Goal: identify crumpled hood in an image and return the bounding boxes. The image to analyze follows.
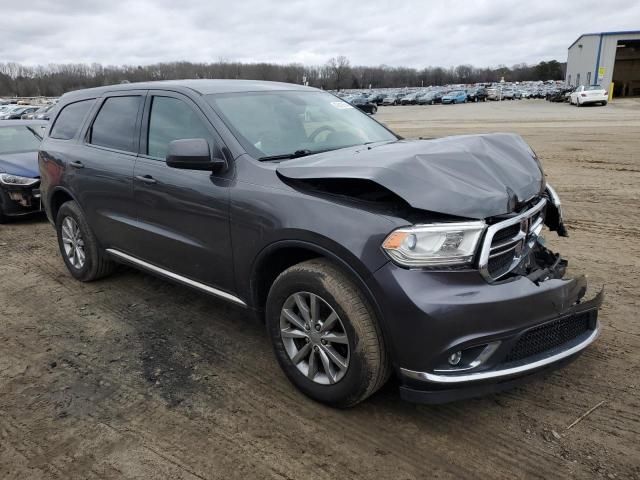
[0,151,40,178]
[277,133,545,219]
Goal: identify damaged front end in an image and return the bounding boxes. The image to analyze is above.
[477,188,568,284]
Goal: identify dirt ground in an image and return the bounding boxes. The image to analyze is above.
[1,99,639,479]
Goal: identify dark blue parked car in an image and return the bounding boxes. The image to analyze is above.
[0,120,47,222]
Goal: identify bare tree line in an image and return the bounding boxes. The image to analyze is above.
[0,57,566,97]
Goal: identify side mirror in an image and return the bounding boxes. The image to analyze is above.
[166,138,227,172]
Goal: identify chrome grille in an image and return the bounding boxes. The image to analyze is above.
[479,198,547,281]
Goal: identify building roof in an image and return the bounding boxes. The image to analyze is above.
[569,30,640,49]
[62,79,314,101]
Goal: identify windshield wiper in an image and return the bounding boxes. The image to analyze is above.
[258,149,316,162]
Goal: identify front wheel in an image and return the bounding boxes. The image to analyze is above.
[266,259,390,408]
[56,201,115,282]
[371,106,377,114]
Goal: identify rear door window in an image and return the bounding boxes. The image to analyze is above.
[89,96,142,152]
[147,96,211,159]
[50,100,94,140]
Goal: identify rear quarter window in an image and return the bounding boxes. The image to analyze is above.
[50,99,94,140]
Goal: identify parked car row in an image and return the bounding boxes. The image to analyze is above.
[0,103,57,121]
[335,81,570,109]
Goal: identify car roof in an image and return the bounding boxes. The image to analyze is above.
[60,79,316,102]
[0,120,48,127]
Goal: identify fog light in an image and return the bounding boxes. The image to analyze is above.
[448,351,462,366]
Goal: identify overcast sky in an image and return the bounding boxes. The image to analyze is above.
[2,0,639,68]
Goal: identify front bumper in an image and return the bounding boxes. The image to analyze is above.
[0,184,43,217]
[369,258,604,403]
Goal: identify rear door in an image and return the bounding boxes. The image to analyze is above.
[130,90,235,293]
[51,91,144,250]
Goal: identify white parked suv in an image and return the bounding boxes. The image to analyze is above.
[569,85,608,106]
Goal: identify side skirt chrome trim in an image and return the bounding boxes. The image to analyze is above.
[401,323,600,384]
[106,248,247,307]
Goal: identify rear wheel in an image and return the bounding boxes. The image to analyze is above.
[266,259,390,407]
[371,105,377,114]
[56,201,115,282]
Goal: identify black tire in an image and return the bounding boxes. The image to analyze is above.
[55,201,115,282]
[266,259,390,408]
[371,106,377,114]
[602,101,608,106]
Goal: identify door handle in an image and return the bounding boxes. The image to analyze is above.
[135,174,157,185]
[69,161,84,169]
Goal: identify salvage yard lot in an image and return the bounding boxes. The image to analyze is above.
[1,99,639,479]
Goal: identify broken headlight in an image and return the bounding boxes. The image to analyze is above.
[544,183,568,237]
[382,221,486,267]
[0,173,39,186]
[545,183,562,218]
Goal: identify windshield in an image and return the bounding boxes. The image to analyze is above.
[207,91,397,159]
[0,125,45,154]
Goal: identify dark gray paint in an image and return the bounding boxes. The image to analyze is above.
[277,134,545,219]
[38,80,602,402]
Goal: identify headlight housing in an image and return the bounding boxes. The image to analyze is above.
[545,183,562,215]
[382,221,486,267]
[0,173,39,187]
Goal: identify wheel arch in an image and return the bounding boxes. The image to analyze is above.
[250,239,397,367]
[250,240,384,320]
[49,187,78,222]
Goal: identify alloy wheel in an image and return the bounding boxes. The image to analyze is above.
[61,216,86,269]
[280,292,350,385]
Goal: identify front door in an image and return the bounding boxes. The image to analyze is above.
[131,91,235,294]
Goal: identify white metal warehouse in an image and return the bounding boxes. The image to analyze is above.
[566,30,640,97]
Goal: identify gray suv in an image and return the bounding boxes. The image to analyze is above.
[39,80,602,407]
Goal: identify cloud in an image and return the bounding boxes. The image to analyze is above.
[1,0,639,68]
